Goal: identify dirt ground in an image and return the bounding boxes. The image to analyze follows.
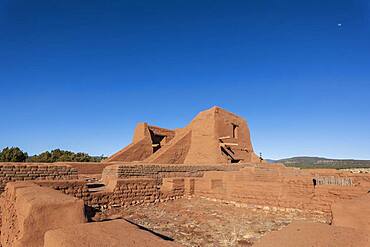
[94,197,329,247]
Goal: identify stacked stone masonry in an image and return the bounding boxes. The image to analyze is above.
[0,163,243,211]
[0,163,78,192]
[102,163,249,181]
[32,163,370,217]
[0,182,178,247]
[36,178,189,209]
[192,164,370,216]
[1,162,369,221]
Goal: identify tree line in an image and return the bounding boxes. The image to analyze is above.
[0,147,105,163]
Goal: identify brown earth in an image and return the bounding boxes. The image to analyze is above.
[94,197,328,247]
[253,221,369,247]
[331,194,370,232]
[44,219,180,247]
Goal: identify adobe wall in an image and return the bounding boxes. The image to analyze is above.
[36,177,193,209]
[192,164,370,216]
[0,163,78,192]
[28,164,370,218]
[107,106,261,164]
[33,162,369,215]
[3,161,366,218]
[2,161,367,223]
[0,182,86,247]
[101,163,250,182]
[2,163,224,214]
[106,123,176,163]
[30,162,227,210]
[143,130,192,164]
[57,162,110,175]
[183,106,259,163]
[0,182,180,247]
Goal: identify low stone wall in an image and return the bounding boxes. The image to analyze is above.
[4,162,367,219]
[0,163,78,192]
[0,162,251,203]
[58,162,110,175]
[161,178,187,199]
[35,162,370,215]
[37,177,192,209]
[193,164,370,216]
[35,180,90,200]
[102,163,250,183]
[0,182,179,247]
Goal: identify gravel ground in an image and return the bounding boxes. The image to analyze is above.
[94,197,329,246]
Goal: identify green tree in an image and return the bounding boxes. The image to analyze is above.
[27,149,106,163]
[27,151,53,162]
[0,147,28,162]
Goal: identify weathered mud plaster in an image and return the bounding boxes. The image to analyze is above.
[106,106,260,164]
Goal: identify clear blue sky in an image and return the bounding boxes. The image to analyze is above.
[1,0,369,159]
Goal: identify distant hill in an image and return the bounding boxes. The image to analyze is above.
[269,156,370,169]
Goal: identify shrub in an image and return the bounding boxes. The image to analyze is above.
[0,147,28,162]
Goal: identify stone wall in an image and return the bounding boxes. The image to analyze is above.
[161,178,187,200]
[33,162,370,216]
[36,177,192,209]
[57,162,109,175]
[0,182,180,247]
[0,163,78,192]
[193,164,370,215]
[0,163,221,211]
[4,161,367,218]
[102,163,250,182]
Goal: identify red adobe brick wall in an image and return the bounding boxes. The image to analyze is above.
[102,163,251,181]
[36,178,187,210]
[0,163,78,192]
[193,164,370,216]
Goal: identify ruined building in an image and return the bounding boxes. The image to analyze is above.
[0,107,369,246]
[106,106,260,164]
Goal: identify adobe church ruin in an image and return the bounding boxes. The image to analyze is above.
[0,106,369,246]
[106,106,260,164]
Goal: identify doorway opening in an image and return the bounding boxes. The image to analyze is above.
[149,130,166,153]
[232,124,238,138]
